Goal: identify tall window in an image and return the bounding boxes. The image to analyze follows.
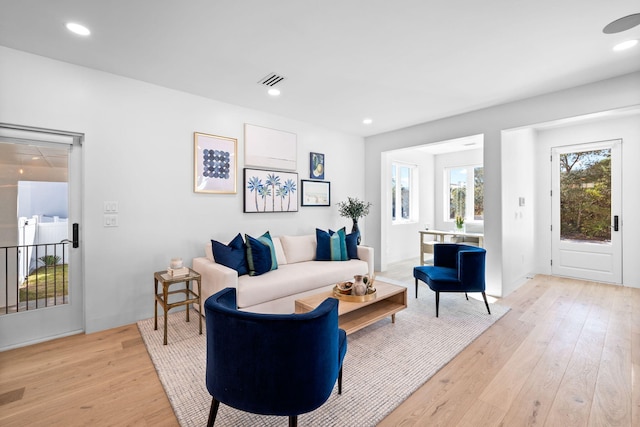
[392,163,417,222]
[446,165,483,221]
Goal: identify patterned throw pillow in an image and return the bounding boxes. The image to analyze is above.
[245,231,278,276]
[329,227,348,260]
[316,228,347,261]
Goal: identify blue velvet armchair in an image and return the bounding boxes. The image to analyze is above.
[413,244,491,317]
[204,287,347,427]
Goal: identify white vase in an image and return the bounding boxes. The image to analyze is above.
[353,275,366,296]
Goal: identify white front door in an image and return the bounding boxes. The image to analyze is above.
[0,125,84,350]
[551,140,622,283]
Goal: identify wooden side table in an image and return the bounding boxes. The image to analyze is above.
[154,268,202,345]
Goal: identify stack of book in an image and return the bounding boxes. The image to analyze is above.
[167,266,189,277]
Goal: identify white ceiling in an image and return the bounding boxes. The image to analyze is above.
[0,1,639,137]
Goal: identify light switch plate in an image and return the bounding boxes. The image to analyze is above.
[104,214,118,227]
[103,201,119,213]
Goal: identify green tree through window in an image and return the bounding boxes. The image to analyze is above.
[560,149,611,241]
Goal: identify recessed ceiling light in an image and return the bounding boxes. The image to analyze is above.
[66,22,91,36]
[363,118,373,125]
[613,39,638,51]
[267,88,281,96]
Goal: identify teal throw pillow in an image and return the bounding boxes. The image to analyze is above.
[329,227,348,261]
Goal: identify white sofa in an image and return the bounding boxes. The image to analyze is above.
[192,234,374,314]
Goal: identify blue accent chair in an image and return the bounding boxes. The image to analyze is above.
[204,287,347,427]
[413,244,491,317]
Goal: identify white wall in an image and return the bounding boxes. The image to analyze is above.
[501,129,536,295]
[0,46,366,334]
[533,114,640,287]
[365,71,640,297]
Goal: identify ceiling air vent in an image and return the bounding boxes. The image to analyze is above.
[258,73,286,87]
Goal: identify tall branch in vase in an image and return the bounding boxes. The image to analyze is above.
[338,197,372,245]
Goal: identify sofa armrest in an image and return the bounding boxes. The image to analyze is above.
[192,256,238,310]
[357,245,375,277]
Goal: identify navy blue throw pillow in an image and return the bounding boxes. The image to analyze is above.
[345,231,360,260]
[211,233,248,276]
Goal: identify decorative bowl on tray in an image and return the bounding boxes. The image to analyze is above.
[332,283,377,302]
[335,281,353,294]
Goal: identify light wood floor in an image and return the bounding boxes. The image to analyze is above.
[1,263,638,426]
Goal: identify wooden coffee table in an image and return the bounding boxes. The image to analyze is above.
[295,280,407,335]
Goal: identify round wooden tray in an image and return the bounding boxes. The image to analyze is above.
[333,285,377,302]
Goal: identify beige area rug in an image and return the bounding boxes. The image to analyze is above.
[138,278,509,427]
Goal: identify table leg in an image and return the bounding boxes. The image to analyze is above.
[154,278,158,331]
[197,278,202,335]
[163,283,168,345]
[185,280,190,323]
[391,313,396,323]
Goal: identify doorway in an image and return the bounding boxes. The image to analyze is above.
[551,140,622,283]
[0,124,84,350]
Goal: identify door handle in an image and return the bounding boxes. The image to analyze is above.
[73,223,79,247]
[613,215,619,232]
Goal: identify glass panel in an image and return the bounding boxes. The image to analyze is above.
[399,166,410,219]
[0,141,70,314]
[559,148,611,242]
[391,164,396,221]
[474,166,484,220]
[449,167,466,220]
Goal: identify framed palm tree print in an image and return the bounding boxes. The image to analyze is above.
[243,168,298,213]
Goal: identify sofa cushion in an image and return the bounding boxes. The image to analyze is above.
[316,228,346,261]
[280,235,316,264]
[245,231,278,276]
[211,233,248,276]
[271,237,288,265]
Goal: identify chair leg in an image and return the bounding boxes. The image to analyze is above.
[207,397,220,427]
[482,292,491,315]
[415,278,419,298]
[289,415,298,427]
[338,366,343,394]
[465,292,469,300]
[435,291,440,317]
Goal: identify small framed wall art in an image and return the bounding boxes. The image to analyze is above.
[301,180,330,206]
[243,168,299,213]
[310,152,325,180]
[194,132,237,194]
